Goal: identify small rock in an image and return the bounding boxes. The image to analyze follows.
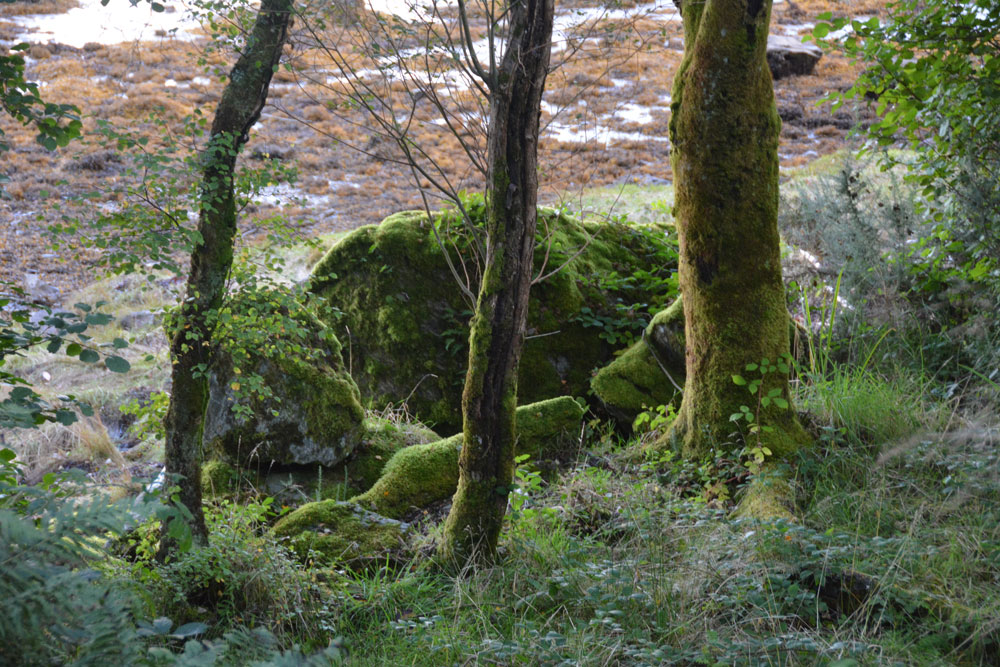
[119,309,156,331]
[272,500,412,568]
[777,104,803,123]
[767,35,823,79]
[251,144,295,161]
[28,45,51,60]
[66,150,122,173]
[23,272,60,306]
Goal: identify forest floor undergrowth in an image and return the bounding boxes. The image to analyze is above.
[2,0,999,664]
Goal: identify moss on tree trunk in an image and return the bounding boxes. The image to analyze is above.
[658,0,809,467]
[438,0,554,565]
[160,0,292,552]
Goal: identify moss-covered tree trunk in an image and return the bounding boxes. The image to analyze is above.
[659,0,808,461]
[438,0,554,565]
[160,0,292,552]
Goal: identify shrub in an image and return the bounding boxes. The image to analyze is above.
[122,496,338,650]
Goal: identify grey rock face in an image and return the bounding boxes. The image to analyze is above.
[202,310,366,469]
[767,35,823,79]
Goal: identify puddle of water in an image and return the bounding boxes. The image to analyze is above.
[779,22,816,36]
[257,183,329,208]
[12,0,200,47]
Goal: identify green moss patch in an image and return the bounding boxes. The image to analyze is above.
[272,500,412,568]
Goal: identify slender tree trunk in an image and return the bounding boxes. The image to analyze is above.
[438,0,554,565]
[160,0,293,553]
[659,0,809,461]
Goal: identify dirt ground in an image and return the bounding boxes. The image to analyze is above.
[0,0,890,296]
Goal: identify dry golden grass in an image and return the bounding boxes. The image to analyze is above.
[0,0,892,295]
[0,0,79,18]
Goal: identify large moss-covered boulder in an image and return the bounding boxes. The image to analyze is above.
[203,308,366,469]
[308,197,677,430]
[590,298,686,426]
[353,396,585,519]
[272,500,412,568]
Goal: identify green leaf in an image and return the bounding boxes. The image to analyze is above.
[732,374,747,386]
[105,356,131,373]
[55,409,77,426]
[152,617,173,635]
[773,397,789,410]
[79,349,100,363]
[112,337,128,349]
[66,342,82,356]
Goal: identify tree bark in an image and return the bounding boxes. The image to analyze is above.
[438,0,554,565]
[659,0,809,461]
[160,0,293,553]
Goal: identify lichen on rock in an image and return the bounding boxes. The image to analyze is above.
[272,499,412,568]
[308,195,677,430]
[353,396,585,519]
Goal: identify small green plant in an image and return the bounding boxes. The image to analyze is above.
[122,496,333,649]
[2,288,133,428]
[509,453,547,520]
[632,403,676,435]
[730,355,794,471]
[120,390,171,443]
[0,447,188,665]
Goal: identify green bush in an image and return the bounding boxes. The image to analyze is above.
[815,0,1000,295]
[122,496,338,649]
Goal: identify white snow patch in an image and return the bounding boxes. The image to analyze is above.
[365,0,457,22]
